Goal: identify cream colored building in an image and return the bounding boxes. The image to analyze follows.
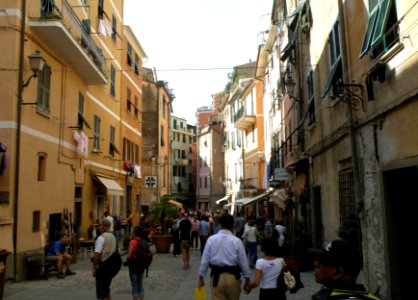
[169,115,196,208]
[272,0,418,298]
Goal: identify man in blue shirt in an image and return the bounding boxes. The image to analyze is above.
[198,213,251,300]
[46,231,76,279]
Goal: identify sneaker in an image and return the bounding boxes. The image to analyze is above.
[65,271,76,276]
[57,273,65,279]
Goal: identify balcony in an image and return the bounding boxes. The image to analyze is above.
[233,106,256,130]
[28,0,107,85]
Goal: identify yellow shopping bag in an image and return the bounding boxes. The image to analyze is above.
[194,286,206,300]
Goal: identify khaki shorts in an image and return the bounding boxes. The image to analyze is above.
[180,240,191,251]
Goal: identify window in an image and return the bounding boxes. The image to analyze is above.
[37,63,51,114]
[281,0,311,62]
[127,88,132,113]
[173,166,178,176]
[182,134,186,143]
[173,119,177,129]
[123,138,139,164]
[41,0,55,16]
[321,20,343,98]
[32,210,40,232]
[160,125,165,146]
[78,92,91,129]
[307,69,316,125]
[127,43,132,67]
[134,53,139,75]
[110,65,116,97]
[37,152,47,181]
[338,167,361,247]
[134,96,139,119]
[93,115,101,151]
[111,15,117,43]
[359,0,398,60]
[109,125,119,157]
[204,176,208,188]
[98,0,104,19]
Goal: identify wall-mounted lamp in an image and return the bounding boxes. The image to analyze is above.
[284,74,302,102]
[257,150,265,161]
[22,51,45,89]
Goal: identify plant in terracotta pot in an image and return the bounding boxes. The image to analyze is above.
[148,196,179,253]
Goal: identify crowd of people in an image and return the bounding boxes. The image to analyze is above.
[46,208,379,300]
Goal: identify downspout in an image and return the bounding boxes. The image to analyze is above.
[337,0,363,212]
[14,0,27,280]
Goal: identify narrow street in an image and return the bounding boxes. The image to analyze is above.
[3,244,319,300]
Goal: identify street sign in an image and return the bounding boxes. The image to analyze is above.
[144,176,157,188]
[274,168,291,180]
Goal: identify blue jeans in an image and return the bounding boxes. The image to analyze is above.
[246,241,258,267]
[129,265,144,297]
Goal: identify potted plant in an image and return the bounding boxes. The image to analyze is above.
[148,196,179,253]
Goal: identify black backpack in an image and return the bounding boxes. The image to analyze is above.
[132,238,153,277]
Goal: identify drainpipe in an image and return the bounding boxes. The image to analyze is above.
[338,0,363,211]
[14,0,27,280]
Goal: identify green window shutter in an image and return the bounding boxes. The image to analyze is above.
[359,7,379,58]
[110,65,115,96]
[371,0,392,47]
[321,57,342,98]
[37,64,51,112]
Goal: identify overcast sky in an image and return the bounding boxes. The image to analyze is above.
[124,0,272,124]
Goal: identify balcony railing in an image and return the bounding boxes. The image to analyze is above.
[233,106,256,129]
[28,0,107,84]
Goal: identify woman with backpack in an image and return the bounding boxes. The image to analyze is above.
[127,226,151,300]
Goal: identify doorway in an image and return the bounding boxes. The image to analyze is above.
[48,213,62,243]
[382,166,417,300]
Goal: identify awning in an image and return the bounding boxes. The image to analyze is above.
[94,175,124,196]
[223,202,241,209]
[269,189,287,209]
[235,190,273,207]
[216,195,230,204]
[168,199,183,208]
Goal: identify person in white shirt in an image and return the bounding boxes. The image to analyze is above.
[274,220,286,247]
[104,211,114,233]
[197,213,251,300]
[246,237,286,300]
[242,219,259,268]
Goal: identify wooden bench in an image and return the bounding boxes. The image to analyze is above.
[25,246,58,280]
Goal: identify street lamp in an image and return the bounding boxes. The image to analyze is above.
[22,51,45,88]
[13,50,45,280]
[284,74,302,103]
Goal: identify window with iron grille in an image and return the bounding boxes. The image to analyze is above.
[338,168,360,245]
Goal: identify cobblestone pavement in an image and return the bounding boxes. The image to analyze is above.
[3,245,320,300]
